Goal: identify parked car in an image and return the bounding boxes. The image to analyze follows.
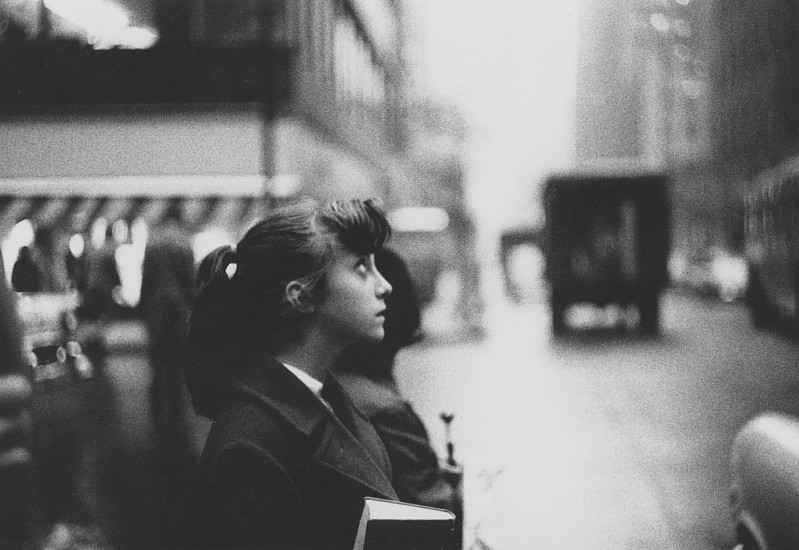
[744,156,799,332]
[669,246,749,302]
[730,412,799,549]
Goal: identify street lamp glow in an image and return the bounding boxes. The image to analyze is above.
[44,0,129,37]
[388,207,450,232]
[69,233,85,258]
[43,0,158,49]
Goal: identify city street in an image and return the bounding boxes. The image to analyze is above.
[395,284,799,550]
[91,281,799,550]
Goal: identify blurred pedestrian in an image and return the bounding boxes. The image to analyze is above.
[334,248,464,547]
[182,198,397,550]
[11,246,45,292]
[139,202,196,548]
[12,226,70,293]
[0,253,35,549]
[81,225,120,321]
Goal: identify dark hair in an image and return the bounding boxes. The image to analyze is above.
[164,200,184,223]
[183,198,391,418]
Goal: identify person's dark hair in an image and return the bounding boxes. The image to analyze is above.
[183,198,391,419]
[34,226,54,251]
[164,200,183,223]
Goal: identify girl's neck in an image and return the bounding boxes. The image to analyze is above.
[273,330,345,383]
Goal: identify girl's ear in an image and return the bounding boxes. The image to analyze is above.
[285,281,315,314]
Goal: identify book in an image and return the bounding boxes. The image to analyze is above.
[352,497,456,550]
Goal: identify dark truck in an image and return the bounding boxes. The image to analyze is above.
[543,167,671,334]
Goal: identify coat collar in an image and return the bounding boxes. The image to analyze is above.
[231,350,397,500]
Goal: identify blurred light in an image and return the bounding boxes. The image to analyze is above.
[388,207,450,233]
[9,219,35,248]
[193,229,234,264]
[112,219,129,244]
[650,13,670,34]
[675,0,691,5]
[3,219,35,283]
[114,243,142,307]
[44,0,129,37]
[711,253,748,302]
[268,174,302,198]
[129,217,148,252]
[115,26,159,49]
[43,0,157,49]
[69,234,85,258]
[91,218,108,249]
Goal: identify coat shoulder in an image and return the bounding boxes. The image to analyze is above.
[334,372,405,418]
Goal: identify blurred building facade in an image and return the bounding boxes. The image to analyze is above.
[712,3,799,217]
[576,0,799,266]
[0,0,424,302]
[390,96,484,336]
[574,0,726,263]
[0,0,410,202]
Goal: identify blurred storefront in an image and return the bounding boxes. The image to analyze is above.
[0,176,269,310]
[0,0,418,305]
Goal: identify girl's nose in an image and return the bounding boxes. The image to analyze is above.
[376,270,392,298]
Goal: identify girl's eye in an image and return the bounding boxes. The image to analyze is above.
[355,258,368,275]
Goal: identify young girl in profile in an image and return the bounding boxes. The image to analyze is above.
[182,198,397,550]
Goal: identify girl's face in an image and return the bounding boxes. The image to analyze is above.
[315,245,392,347]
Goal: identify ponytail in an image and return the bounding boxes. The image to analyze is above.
[195,245,237,293]
[183,245,241,419]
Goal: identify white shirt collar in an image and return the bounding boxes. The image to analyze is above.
[282,362,324,399]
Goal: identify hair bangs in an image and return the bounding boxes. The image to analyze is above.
[320,198,391,254]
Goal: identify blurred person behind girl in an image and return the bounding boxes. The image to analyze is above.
[182,198,398,550]
[139,201,196,549]
[334,248,463,547]
[81,224,120,321]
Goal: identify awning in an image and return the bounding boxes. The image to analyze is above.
[0,175,270,238]
[0,195,264,238]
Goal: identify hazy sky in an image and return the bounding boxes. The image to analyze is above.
[406,0,580,241]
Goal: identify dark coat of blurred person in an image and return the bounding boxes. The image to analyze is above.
[81,226,121,320]
[0,253,36,548]
[12,227,70,293]
[11,246,45,292]
[139,202,196,548]
[334,247,463,545]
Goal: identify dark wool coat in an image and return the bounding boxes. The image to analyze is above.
[334,371,460,514]
[183,351,398,550]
